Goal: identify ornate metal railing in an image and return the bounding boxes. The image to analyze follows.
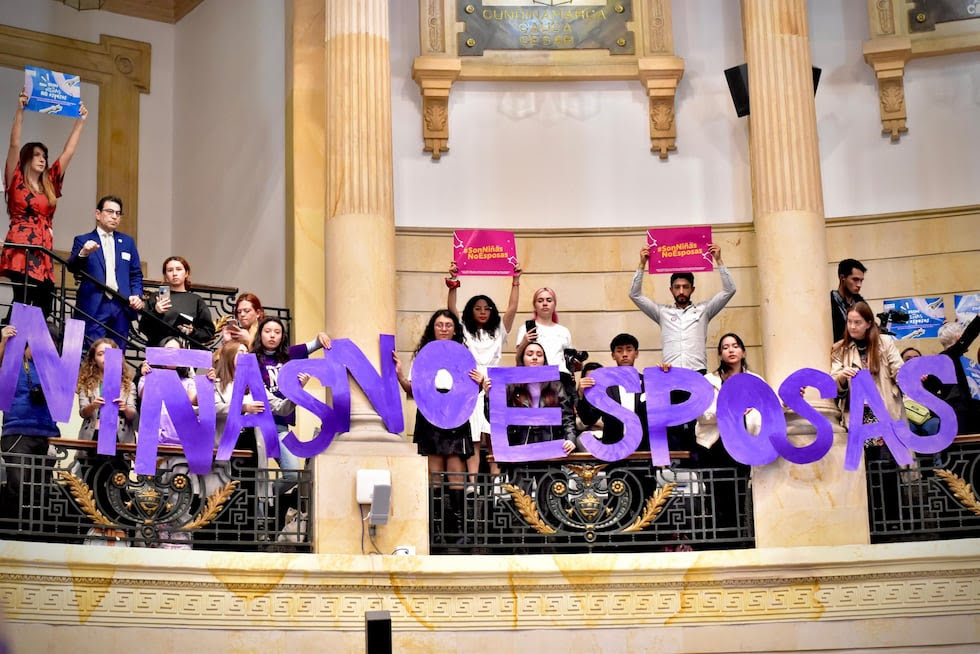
[867,435,980,543]
[0,438,312,551]
[429,453,754,553]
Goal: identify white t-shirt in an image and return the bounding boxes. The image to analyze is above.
[463,325,507,372]
[515,321,573,374]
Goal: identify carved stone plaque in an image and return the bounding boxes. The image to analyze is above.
[457,0,635,55]
[414,0,684,159]
[908,0,980,32]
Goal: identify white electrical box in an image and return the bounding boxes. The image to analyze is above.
[356,469,391,504]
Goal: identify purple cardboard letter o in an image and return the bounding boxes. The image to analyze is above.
[412,340,478,429]
[716,373,782,466]
[774,368,836,464]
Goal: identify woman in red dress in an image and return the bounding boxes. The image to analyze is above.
[3,88,87,321]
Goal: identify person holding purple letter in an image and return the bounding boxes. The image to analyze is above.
[631,242,735,457]
[446,260,521,490]
[394,310,484,544]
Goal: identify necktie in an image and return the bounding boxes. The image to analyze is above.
[102,232,118,293]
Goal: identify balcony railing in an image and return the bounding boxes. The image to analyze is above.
[867,435,980,543]
[0,438,312,551]
[428,453,754,554]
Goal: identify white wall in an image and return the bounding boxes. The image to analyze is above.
[1,0,975,308]
[172,0,286,306]
[389,0,980,229]
[0,0,175,269]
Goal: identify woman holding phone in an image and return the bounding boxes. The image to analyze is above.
[831,301,905,430]
[514,287,576,396]
[139,256,214,349]
[222,292,265,347]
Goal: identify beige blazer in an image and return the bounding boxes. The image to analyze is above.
[830,334,905,428]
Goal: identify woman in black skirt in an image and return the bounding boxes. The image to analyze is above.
[394,310,485,543]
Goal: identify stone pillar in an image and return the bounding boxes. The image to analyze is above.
[741,0,868,547]
[310,0,428,553]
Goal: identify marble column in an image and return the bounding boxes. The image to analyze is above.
[312,0,428,553]
[741,0,868,546]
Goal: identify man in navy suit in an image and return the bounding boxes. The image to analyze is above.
[67,195,144,348]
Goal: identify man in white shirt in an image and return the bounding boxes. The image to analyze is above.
[629,243,735,457]
[629,243,736,374]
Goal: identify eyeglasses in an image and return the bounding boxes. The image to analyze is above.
[100,208,124,217]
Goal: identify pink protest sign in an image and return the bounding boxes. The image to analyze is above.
[646,226,713,274]
[453,230,517,276]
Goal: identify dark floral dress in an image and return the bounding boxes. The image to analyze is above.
[1,159,63,284]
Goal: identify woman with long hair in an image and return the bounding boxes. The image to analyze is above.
[223,292,265,347]
[3,89,87,319]
[139,256,215,349]
[514,287,577,397]
[831,301,905,429]
[505,342,576,452]
[394,309,484,545]
[446,261,521,486]
[77,338,137,443]
[695,333,765,465]
[249,315,325,480]
[690,332,760,537]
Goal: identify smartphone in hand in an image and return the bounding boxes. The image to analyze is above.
[524,319,536,334]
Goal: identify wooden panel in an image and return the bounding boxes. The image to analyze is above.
[101,0,206,24]
[395,206,979,388]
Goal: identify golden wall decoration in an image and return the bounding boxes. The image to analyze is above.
[0,24,150,243]
[863,0,980,141]
[413,0,683,159]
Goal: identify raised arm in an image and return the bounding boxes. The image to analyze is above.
[501,263,522,334]
[54,101,87,172]
[945,315,980,358]
[702,244,736,320]
[629,246,663,325]
[5,90,27,188]
[446,262,460,317]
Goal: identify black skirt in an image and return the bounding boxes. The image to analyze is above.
[413,410,473,459]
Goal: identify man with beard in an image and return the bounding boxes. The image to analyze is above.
[629,243,735,373]
[830,258,866,343]
[628,243,735,456]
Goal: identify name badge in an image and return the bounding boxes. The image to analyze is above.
[121,252,131,261]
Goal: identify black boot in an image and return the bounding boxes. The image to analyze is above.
[447,488,468,547]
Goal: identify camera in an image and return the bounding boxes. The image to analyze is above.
[563,348,589,369]
[28,384,46,406]
[877,309,909,335]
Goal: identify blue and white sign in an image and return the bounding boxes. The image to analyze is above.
[954,293,980,322]
[961,357,980,401]
[24,66,82,118]
[882,296,945,339]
